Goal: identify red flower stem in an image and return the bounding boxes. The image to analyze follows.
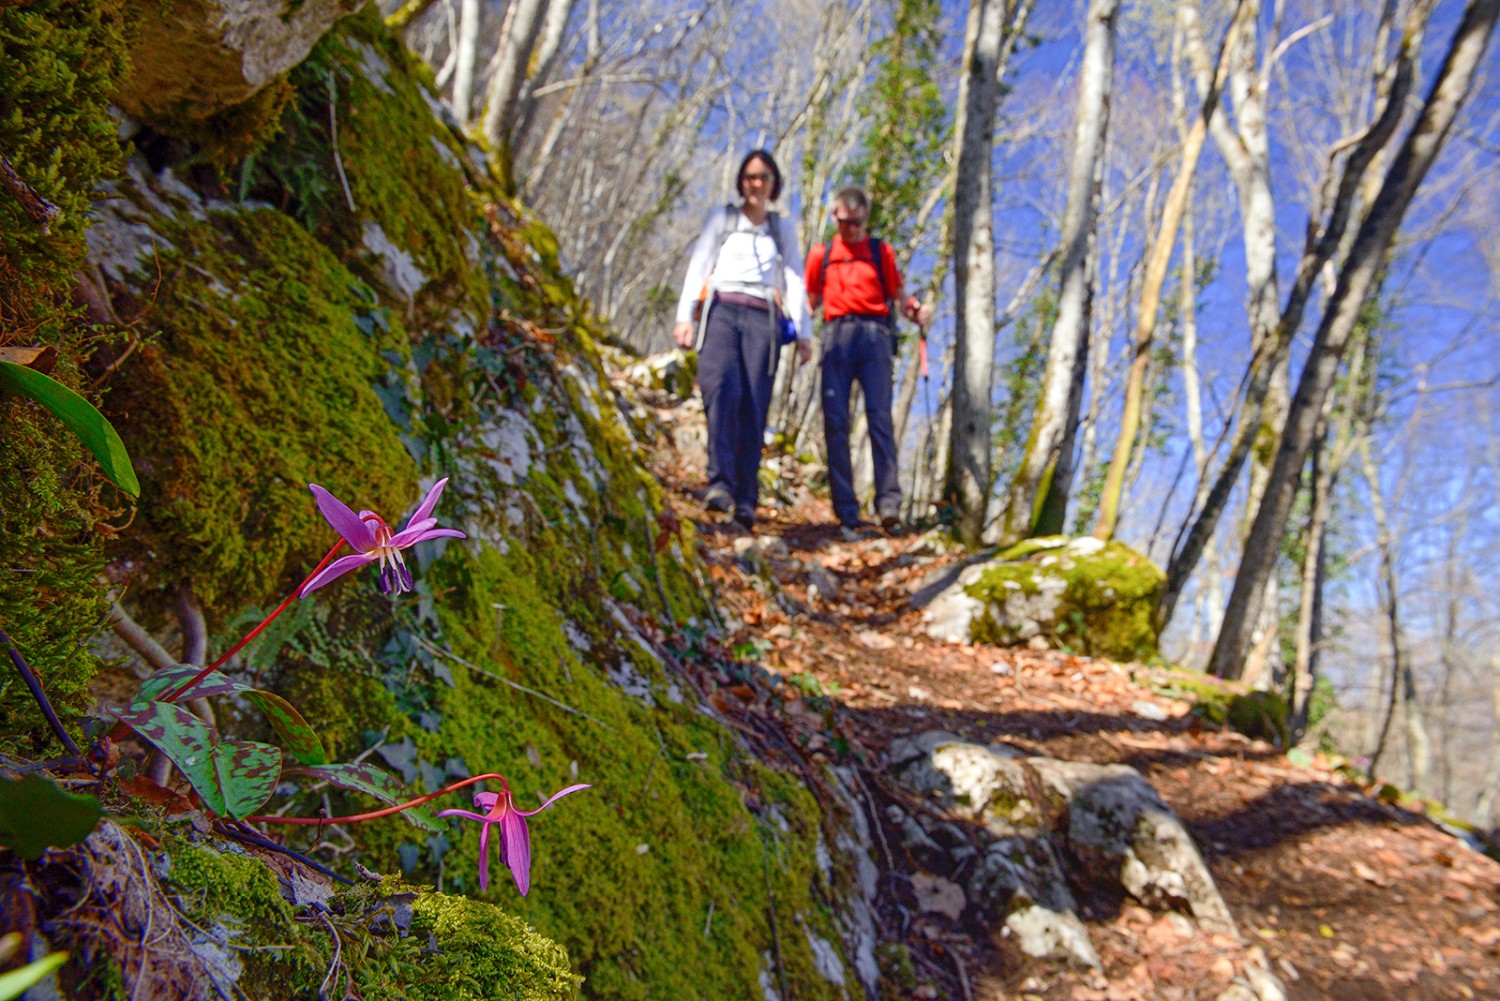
[161,538,347,703]
[246,773,510,826]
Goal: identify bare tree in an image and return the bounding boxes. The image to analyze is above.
[996,0,1119,544]
[1091,0,1246,542]
[1211,0,1500,678]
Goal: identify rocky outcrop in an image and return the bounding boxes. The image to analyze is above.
[887,731,1249,971]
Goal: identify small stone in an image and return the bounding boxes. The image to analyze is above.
[635,843,650,854]
[1131,700,1169,722]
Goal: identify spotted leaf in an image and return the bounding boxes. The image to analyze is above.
[242,690,327,766]
[114,701,282,819]
[136,663,244,702]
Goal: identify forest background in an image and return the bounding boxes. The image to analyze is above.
[383,0,1500,830]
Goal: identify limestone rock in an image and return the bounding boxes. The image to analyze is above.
[1030,759,1239,937]
[116,0,364,126]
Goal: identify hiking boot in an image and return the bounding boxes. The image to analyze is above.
[839,520,875,542]
[703,486,733,514]
[733,507,756,531]
[877,505,902,531]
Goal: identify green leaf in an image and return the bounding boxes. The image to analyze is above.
[135,666,326,765]
[0,360,139,496]
[0,951,68,1001]
[114,701,281,819]
[242,690,327,766]
[286,763,442,832]
[136,664,243,702]
[0,775,103,860]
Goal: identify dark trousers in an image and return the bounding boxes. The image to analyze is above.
[820,315,901,524]
[698,300,780,516]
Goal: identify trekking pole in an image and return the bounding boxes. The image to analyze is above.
[912,331,937,521]
[773,337,801,511]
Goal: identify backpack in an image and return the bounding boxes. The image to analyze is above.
[691,204,790,324]
[816,236,895,326]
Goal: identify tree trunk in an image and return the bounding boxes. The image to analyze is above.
[511,0,577,150]
[1210,0,1498,679]
[482,0,553,158]
[1474,651,1500,826]
[945,0,1009,545]
[450,0,480,124]
[1092,0,1244,541]
[996,0,1118,544]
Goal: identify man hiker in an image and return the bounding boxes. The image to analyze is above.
[804,186,932,536]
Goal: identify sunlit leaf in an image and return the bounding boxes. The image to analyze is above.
[0,950,68,1000]
[0,360,139,495]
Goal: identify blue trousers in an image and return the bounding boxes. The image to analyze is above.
[820,316,901,524]
[698,300,780,516]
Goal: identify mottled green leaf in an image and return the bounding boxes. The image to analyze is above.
[0,775,103,860]
[242,690,327,766]
[136,664,243,702]
[286,763,442,832]
[135,668,327,766]
[114,701,282,818]
[0,360,139,495]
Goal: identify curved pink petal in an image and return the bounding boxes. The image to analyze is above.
[434,809,491,823]
[477,818,493,891]
[406,478,450,531]
[309,484,377,551]
[299,553,377,595]
[501,808,532,896]
[388,526,466,549]
[514,783,591,817]
[473,791,499,813]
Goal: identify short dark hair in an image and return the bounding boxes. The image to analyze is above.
[737,149,783,201]
[834,186,869,215]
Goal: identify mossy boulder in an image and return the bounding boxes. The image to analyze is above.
[963,536,1165,661]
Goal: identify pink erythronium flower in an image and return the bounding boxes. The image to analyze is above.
[436,780,590,895]
[301,478,466,596]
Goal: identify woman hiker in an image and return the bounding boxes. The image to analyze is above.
[672,149,810,531]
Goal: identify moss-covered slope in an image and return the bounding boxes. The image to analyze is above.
[3,4,869,998]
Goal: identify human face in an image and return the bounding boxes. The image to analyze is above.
[739,157,775,207]
[834,207,867,241]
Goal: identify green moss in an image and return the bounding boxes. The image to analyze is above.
[0,0,129,742]
[149,839,579,1000]
[106,206,417,623]
[968,539,1165,661]
[410,888,582,999]
[1226,690,1290,746]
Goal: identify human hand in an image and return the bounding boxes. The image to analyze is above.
[673,321,695,350]
[916,302,935,328]
[796,339,813,365]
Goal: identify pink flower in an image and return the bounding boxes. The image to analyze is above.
[436,780,590,895]
[301,478,466,596]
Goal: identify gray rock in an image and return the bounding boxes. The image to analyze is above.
[1030,759,1239,937]
[803,563,841,602]
[1003,903,1101,968]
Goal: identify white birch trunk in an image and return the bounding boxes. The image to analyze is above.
[945,0,1007,545]
[997,0,1118,544]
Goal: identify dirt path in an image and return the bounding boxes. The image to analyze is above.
[637,387,1500,1001]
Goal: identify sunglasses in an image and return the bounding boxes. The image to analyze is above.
[741,171,774,183]
[834,216,867,226]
